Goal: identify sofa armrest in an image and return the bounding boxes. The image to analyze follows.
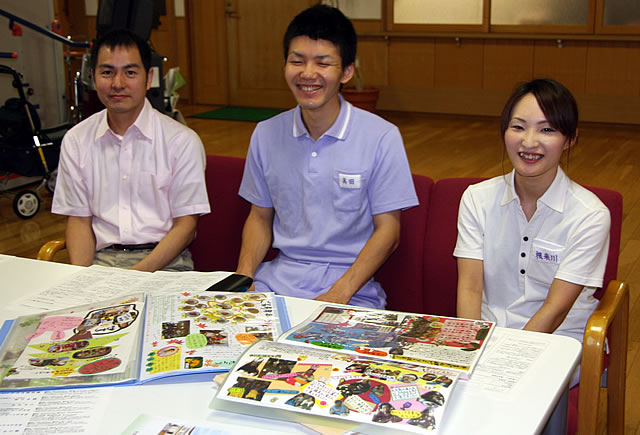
[578,279,629,435]
[37,239,67,262]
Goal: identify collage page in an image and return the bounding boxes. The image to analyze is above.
[139,291,288,382]
[214,340,459,434]
[0,294,145,390]
[279,305,494,378]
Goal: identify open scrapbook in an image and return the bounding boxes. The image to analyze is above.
[0,291,289,391]
[212,304,494,433]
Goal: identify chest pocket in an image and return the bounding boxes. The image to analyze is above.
[137,172,172,217]
[528,238,564,287]
[333,170,366,212]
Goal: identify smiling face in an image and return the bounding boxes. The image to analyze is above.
[505,93,573,190]
[94,44,151,133]
[284,36,354,122]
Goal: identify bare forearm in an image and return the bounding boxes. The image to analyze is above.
[523,307,566,333]
[316,211,401,305]
[236,206,274,278]
[523,279,583,333]
[66,216,96,267]
[456,288,483,319]
[456,258,484,319]
[131,215,198,272]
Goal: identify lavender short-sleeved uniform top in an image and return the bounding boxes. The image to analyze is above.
[239,96,418,308]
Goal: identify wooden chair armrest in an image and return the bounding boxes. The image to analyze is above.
[37,239,67,262]
[578,280,629,435]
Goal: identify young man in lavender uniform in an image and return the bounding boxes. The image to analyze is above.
[235,5,418,308]
[52,29,210,271]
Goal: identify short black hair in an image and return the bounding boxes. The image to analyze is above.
[500,78,579,145]
[91,28,151,74]
[283,4,357,69]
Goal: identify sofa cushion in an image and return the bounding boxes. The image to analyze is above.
[583,186,622,298]
[375,174,433,314]
[191,155,251,272]
[423,177,485,316]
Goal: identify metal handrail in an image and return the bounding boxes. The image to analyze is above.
[0,8,90,48]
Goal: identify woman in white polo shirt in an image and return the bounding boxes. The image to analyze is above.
[453,78,610,386]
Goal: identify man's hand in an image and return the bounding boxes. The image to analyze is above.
[314,281,353,305]
[314,211,402,306]
[130,215,198,272]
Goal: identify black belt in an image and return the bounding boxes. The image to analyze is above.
[107,243,158,251]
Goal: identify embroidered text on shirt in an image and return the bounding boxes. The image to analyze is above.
[535,251,559,264]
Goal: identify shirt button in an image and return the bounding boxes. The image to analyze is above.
[124,229,128,233]
[520,269,526,274]
[311,152,318,157]
[122,175,128,180]
[523,236,529,242]
[521,252,526,257]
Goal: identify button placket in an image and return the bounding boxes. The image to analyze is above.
[118,135,134,242]
[308,138,322,174]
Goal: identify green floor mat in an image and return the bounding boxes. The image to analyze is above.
[189,106,285,122]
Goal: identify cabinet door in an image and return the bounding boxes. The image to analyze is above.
[225,0,314,108]
[188,0,229,105]
[188,0,313,107]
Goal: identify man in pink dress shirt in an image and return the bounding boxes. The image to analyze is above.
[52,29,210,271]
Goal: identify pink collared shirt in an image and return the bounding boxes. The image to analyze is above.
[52,99,210,250]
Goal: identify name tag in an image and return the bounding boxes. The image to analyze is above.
[339,173,361,189]
[534,250,560,264]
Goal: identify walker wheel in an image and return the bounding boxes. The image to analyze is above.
[13,190,40,219]
[45,168,58,194]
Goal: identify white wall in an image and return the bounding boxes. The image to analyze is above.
[0,0,67,127]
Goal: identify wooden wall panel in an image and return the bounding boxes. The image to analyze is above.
[188,0,228,105]
[388,39,435,88]
[355,39,389,87]
[234,0,295,91]
[434,38,484,88]
[483,39,534,90]
[585,41,640,96]
[225,0,309,108]
[533,40,588,95]
[378,87,508,116]
[64,2,640,124]
[578,94,640,124]
[175,17,191,101]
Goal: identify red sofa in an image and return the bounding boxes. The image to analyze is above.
[192,155,622,315]
[189,154,626,435]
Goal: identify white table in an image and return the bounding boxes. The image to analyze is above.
[0,255,581,434]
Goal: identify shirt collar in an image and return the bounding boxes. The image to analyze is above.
[292,94,352,141]
[501,167,568,213]
[95,98,153,142]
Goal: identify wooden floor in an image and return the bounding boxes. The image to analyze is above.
[1,104,638,433]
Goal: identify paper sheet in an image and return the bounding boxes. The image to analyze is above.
[464,332,548,394]
[6,266,233,314]
[0,387,112,434]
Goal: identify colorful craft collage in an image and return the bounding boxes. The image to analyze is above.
[217,340,460,434]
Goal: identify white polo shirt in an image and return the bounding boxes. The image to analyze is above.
[453,168,610,344]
